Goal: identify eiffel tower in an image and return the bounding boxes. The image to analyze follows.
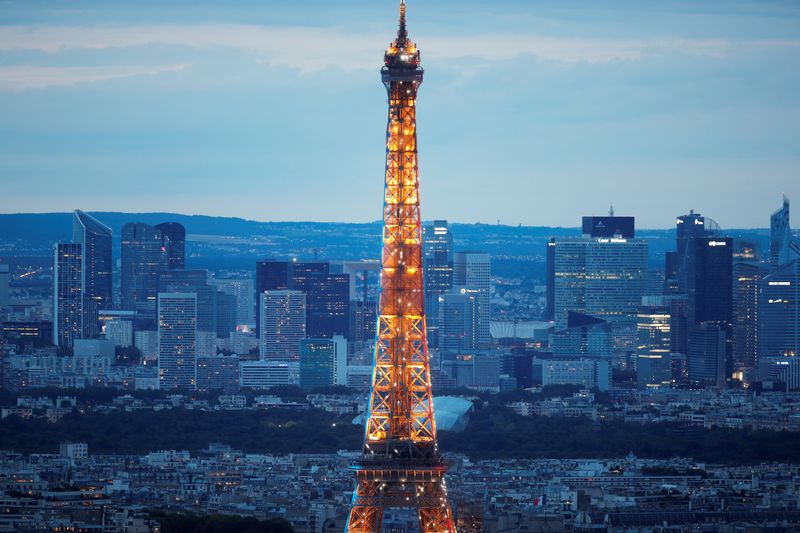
[344,2,456,532]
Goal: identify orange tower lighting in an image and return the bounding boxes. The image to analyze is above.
[345,2,457,532]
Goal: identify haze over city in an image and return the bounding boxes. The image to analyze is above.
[1,0,799,226]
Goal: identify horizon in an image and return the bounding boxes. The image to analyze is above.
[0,210,779,232]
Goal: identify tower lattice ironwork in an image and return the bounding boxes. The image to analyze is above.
[345,2,456,532]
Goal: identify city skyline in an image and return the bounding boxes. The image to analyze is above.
[1,0,799,227]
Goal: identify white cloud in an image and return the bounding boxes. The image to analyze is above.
[0,63,189,90]
[3,23,790,74]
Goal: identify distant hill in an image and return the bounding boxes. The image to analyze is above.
[0,212,771,274]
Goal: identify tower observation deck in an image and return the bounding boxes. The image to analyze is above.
[344,2,457,532]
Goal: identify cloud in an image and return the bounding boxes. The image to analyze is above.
[2,23,795,76]
[0,63,189,90]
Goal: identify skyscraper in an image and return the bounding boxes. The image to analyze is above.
[545,238,556,321]
[685,237,733,326]
[551,311,614,359]
[732,260,768,372]
[688,321,727,387]
[636,298,672,388]
[550,236,648,344]
[158,270,217,334]
[121,222,168,316]
[307,272,350,338]
[676,210,720,290]
[259,290,306,360]
[422,220,453,348]
[438,288,479,355]
[72,210,112,338]
[581,215,635,238]
[768,196,800,269]
[299,338,336,391]
[216,292,238,338]
[685,236,733,383]
[0,264,9,311]
[158,292,197,390]
[53,243,83,348]
[154,222,186,270]
[254,260,348,339]
[453,251,490,345]
[346,3,455,528]
[211,276,255,326]
[255,260,292,334]
[759,260,799,360]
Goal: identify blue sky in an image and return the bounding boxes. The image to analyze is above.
[0,0,798,228]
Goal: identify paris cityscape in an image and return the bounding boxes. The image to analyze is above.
[1,0,800,532]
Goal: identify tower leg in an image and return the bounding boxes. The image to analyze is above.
[346,479,384,533]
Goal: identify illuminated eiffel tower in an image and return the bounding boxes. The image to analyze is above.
[344,2,456,532]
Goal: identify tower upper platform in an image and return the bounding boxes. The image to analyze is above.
[382,1,423,85]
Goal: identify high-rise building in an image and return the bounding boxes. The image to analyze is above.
[254,261,347,338]
[688,321,727,387]
[581,215,635,238]
[636,298,672,388]
[259,290,306,360]
[154,222,186,270]
[759,260,799,360]
[211,276,255,327]
[682,236,733,382]
[240,360,299,389]
[158,270,217,334]
[438,288,479,355]
[732,261,768,372]
[53,243,83,348]
[196,355,239,393]
[545,238,556,321]
[307,272,349,338]
[550,311,613,360]
[541,358,610,391]
[453,251,490,345]
[104,319,133,348]
[157,292,197,390]
[550,237,648,343]
[346,4,455,528]
[770,195,793,269]
[216,292,237,338]
[121,222,168,317]
[299,338,336,391]
[134,330,158,362]
[422,220,453,348]
[0,264,9,311]
[676,211,720,290]
[685,237,733,326]
[349,300,377,343]
[72,210,112,338]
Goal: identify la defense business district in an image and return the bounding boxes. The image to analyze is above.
[1,2,800,533]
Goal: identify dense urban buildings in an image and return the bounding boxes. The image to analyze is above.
[0,1,798,528]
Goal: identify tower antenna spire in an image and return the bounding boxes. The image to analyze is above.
[397,0,408,44]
